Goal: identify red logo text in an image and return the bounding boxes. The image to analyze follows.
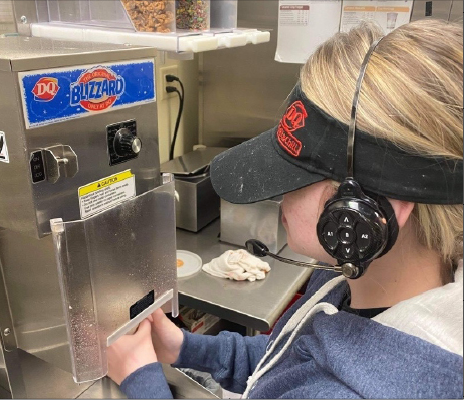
[32,77,60,102]
[70,67,125,112]
[277,101,307,157]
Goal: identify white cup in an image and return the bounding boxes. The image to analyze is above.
[387,12,398,30]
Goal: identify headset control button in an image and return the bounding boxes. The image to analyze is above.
[339,212,354,226]
[342,244,356,259]
[323,222,338,249]
[339,228,355,244]
[356,223,371,252]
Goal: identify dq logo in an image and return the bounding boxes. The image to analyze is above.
[32,77,60,102]
[277,101,307,157]
[70,66,125,112]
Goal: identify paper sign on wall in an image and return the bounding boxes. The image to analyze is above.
[275,0,342,64]
[275,0,413,64]
[340,0,413,34]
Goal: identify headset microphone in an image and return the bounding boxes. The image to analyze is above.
[245,239,360,278]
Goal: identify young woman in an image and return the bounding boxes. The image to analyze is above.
[107,19,463,398]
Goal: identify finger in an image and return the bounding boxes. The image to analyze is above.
[151,309,174,331]
[151,308,165,321]
[135,319,152,336]
[147,314,154,323]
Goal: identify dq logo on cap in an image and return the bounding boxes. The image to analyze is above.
[32,77,60,102]
[277,100,307,157]
[70,66,125,112]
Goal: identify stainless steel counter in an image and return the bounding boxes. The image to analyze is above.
[177,219,313,332]
[2,349,218,399]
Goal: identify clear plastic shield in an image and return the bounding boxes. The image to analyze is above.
[51,175,178,383]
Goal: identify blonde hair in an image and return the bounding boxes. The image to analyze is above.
[301,19,463,273]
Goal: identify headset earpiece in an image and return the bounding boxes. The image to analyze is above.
[316,178,399,278]
[365,191,399,257]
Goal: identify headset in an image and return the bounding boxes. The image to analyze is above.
[247,38,399,279]
[316,38,399,278]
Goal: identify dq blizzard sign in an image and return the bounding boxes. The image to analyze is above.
[20,59,155,128]
[70,66,125,111]
[32,77,60,102]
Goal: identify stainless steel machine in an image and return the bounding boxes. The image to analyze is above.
[0,36,179,397]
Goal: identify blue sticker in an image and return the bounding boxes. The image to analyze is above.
[19,59,156,128]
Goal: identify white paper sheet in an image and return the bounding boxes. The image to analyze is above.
[275,0,342,64]
[340,0,413,34]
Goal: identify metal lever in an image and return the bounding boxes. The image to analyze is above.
[43,145,78,184]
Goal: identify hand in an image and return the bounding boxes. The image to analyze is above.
[107,319,158,385]
[150,309,184,364]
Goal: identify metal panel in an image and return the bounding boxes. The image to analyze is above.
[201,0,463,148]
[220,197,286,254]
[10,0,37,36]
[0,37,160,238]
[200,0,301,148]
[449,0,464,21]
[0,229,72,375]
[411,0,455,21]
[0,70,37,235]
[0,0,15,35]
[0,36,157,72]
[0,252,27,399]
[16,349,92,399]
[174,175,220,232]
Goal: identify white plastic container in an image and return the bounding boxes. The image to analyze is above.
[176,0,210,31]
[30,0,268,52]
[44,0,176,33]
[121,0,176,33]
[211,0,237,30]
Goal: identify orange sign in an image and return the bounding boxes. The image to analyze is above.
[377,6,410,12]
[344,6,376,11]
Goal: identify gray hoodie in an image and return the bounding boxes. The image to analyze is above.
[121,265,464,398]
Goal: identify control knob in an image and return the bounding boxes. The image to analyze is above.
[114,128,142,157]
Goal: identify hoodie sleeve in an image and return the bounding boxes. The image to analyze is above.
[120,362,173,399]
[173,330,268,394]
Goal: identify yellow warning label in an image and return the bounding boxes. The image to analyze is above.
[79,170,134,197]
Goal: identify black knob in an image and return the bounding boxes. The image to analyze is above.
[114,128,142,157]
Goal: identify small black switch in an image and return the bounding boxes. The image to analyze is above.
[425,1,433,16]
[339,212,354,226]
[339,227,355,244]
[356,223,372,252]
[30,151,46,184]
[341,244,356,259]
[323,221,338,249]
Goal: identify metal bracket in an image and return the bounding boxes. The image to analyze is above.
[0,264,16,353]
[43,145,79,184]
